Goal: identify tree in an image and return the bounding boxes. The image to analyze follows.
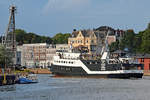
[140,29,150,53]
[52,33,71,44]
[119,29,135,52]
[15,29,53,44]
[0,45,13,68]
[15,29,26,45]
[109,40,119,52]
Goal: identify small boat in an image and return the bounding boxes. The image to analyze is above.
[17,74,38,84]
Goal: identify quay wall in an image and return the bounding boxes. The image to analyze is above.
[144,70,150,76]
[28,68,51,74]
[0,74,16,86]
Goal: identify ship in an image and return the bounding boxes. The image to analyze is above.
[50,51,143,78]
[50,32,143,78]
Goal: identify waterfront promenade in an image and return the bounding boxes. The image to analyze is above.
[1,74,150,100]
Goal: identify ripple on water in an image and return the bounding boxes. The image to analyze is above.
[0,74,150,100]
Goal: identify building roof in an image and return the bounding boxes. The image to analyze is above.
[113,50,126,54]
[94,31,105,38]
[81,30,93,37]
[72,31,79,37]
[136,54,150,58]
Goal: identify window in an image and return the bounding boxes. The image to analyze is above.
[92,62,95,64]
[92,34,95,37]
[149,64,150,70]
[141,58,144,62]
[66,68,70,71]
[91,40,94,43]
[87,62,90,64]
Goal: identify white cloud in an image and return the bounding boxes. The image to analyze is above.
[43,0,91,14]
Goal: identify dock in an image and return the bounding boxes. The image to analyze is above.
[144,70,150,76]
[0,74,16,86]
[28,68,51,74]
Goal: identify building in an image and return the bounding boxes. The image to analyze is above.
[22,43,47,68]
[21,43,68,68]
[46,45,56,67]
[138,54,150,70]
[68,27,116,54]
[56,44,69,52]
[68,30,99,54]
[16,46,22,65]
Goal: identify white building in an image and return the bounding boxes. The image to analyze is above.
[16,46,23,65]
[20,43,68,68]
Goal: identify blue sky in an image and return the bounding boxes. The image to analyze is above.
[0,0,150,36]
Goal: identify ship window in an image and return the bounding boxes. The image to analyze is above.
[71,62,73,64]
[92,62,95,64]
[97,62,100,64]
[69,62,71,64]
[61,67,64,70]
[66,68,70,71]
[87,62,90,64]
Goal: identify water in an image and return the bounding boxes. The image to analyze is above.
[0,75,150,100]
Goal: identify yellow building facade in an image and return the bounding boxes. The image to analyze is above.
[68,30,101,54]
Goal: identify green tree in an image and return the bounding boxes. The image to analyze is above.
[119,29,135,52]
[140,29,150,53]
[109,40,119,52]
[15,29,26,44]
[52,33,71,44]
[15,29,52,44]
[0,45,13,68]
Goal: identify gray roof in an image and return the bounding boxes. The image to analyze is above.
[113,50,126,54]
[136,54,150,58]
[81,30,93,37]
[72,31,79,37]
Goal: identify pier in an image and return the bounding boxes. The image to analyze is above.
[0,74,16,86]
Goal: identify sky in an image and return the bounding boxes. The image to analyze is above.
[0,0,150,36]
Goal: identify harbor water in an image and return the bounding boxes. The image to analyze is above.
[0,74,150,100]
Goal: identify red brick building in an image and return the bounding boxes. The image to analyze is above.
[138,54,150,70]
